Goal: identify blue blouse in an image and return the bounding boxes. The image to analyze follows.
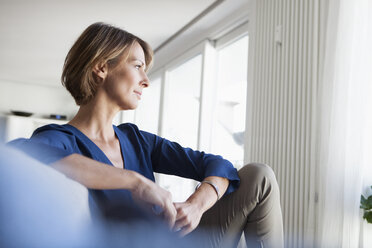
[8,123,240,214]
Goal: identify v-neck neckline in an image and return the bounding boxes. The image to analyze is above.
[63,124,127,169]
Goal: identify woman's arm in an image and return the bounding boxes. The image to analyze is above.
[51,153,177,228]
[52,154,137,189]
[173,176,229,236]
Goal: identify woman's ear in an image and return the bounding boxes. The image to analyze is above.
[92,62,108,81]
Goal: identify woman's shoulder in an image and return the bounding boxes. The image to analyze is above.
[116,123,159,146]
[32,124,74,138]
[29,124,79,149]
[7,124,77,164]
[116,123,156,137]
[116,122,139,132]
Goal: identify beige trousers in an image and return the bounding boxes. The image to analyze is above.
[191,163,284,248]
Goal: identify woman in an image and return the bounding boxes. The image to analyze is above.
[10,22,283,248]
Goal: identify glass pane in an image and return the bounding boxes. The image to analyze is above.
[160,55,202,202]
[120,110,135,124]
[134,77,161,134]
[163,55,202,149]
[211,36,249,169]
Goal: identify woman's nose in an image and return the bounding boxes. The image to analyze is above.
[141,73,150,88]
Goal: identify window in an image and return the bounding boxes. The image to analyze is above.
[147,25,249,201]
[159,54,202,202]
[134,77,161,134]
[210,35,249,169]
[162,55,202,148]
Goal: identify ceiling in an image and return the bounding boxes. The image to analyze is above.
[0,0,215,86]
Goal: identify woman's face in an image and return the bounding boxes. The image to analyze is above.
[102,42,149,110]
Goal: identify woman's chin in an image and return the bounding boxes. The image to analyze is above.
[120,104,139,111]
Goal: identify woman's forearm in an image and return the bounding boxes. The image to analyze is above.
[187,176,229,212]
[50,153,141,190]
[51,153,177,227]
[173,176,229,236]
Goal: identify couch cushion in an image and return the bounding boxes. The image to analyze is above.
[0,145,203,248]
[0,145,92,247]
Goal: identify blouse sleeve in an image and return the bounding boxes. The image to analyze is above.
[137,127,240,195]
[7,125,76,165]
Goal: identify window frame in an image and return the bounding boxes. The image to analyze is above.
[147,22,249,156]
[146,22,250,199]
[209,24,249,167]
[215,21,248,50]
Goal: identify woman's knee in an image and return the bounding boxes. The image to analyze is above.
[237,163,280,196]
[238,163,276,181]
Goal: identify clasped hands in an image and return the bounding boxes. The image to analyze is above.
[153,200,205,236]
[173,201,204,236]
[131,176,209,236]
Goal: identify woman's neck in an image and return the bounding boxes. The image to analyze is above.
[68,99,119,143]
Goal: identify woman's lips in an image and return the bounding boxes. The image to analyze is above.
[134,91,142,99]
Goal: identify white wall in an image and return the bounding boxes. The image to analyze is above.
[0,80,78,118]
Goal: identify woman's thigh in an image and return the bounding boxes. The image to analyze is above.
[190,163,283,248]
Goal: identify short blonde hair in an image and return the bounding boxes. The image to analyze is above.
[61,22,153,105]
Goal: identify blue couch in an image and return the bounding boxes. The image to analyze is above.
[0,145,201,247]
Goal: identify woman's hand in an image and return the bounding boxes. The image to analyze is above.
[173,201,204,236]
[131,174,177,229]
[172,176,229,236]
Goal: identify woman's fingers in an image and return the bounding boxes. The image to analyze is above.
[172,202,202,236]
[174,216,195,237]
[162,201,177,228]
[173,202,191,230]
[174,202,187,220]
[160,190,176,228]
[174,215,189,230]
[131,176,176,228]
[179,224,193,237]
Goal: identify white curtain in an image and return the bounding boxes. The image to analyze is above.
[316,0,372,247]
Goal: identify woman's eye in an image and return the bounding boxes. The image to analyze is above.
[135,65,141,69]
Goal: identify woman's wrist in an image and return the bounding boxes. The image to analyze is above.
[125,170,145,193]
[187,184,217,213]
[195,180,220,200]
[189,176,229,212]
